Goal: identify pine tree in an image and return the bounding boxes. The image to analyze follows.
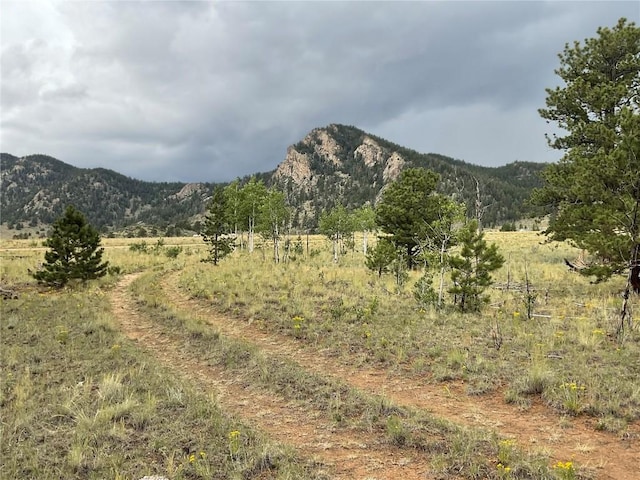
[365,238,398,278]
[449,221,504,312]
[201,186,235,265]
[32,205,109,287]
[531,18,640,331]
[375,168,443,267]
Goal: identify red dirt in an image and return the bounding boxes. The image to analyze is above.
[110,274,439,480]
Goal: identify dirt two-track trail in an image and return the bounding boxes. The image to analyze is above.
[110,273,639,480]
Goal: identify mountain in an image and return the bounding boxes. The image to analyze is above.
[0,153,217,233]
[272,124,547,228]
[1,125,547,235]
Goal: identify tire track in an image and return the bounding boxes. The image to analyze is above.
[161,271,640,480]
[110,274,437,480]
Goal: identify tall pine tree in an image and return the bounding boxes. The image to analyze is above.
[531,18,640,331]
[201,186,235,265]
[375,168,443,267]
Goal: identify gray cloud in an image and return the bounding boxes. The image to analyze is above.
[1,0,638,182]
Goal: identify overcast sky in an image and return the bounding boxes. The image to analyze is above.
[2,1,638,183]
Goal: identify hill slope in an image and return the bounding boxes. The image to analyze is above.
[272,124,546,228]
[1,125,547,234]
[0,153,216,232]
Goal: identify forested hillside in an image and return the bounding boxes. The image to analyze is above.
[272,124,546,228]
[0,153,217,233]
[1,125,547,235]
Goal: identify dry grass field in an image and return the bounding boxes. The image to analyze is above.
[2,232,639,479]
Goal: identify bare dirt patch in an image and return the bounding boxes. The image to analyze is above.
[159,271,640,480]
[110,274,438,480]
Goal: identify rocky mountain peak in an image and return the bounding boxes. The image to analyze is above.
[382,152,405,182]
[273,146,313,188]
[169,182,206,201]
[354,136,385,167]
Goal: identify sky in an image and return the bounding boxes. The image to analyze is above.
[1,1,638,183]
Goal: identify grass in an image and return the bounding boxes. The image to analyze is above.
[2,231,637,479]
[130,268,559,479]
[174,232,640,426]
[0,284,324,479]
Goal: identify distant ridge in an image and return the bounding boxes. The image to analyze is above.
[0,125,546,234]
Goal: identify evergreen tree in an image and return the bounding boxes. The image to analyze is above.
[375,168,442,267]
[533,20,640,279]
[365,238,398,278]
[201,186,235,265]
[531,18,640,329]
[32,205,109,287]
[449,221,504,312]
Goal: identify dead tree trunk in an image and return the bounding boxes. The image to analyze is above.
[474,177,483,232]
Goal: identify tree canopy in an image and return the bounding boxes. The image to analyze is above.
[318,205,355,262]
[32,205,109,287]
[449,220,505,312]
[375,168,452,267]
[201,186,235,265]
[532,18,640,289]
[257,188,289,263]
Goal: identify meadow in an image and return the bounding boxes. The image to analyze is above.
[1,231,639,479]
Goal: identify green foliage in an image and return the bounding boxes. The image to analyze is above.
[129,241,149,253]
[257,188,289,263]
[417,199,466,307]
[318,205,356,261]
[31,205,109,287]
[3,126,546,233]
[241,177,268,252]
[416,198,465,267]
[449,221,505,311]
[500,223,517,232]
[413,271,437,308]
[375,168,443,266]
[352,205,376,231]
[352,205,377,255]
[164,246,183,259]
[365,238,397,277]
[532,18,640,285]
[201,187,235,265]
[0,154,212,231]
[224,179,244,235]
[277,125,546,228]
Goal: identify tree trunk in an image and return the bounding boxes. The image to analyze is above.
[248,217,254,254]
[618,242,640,339]
[438,238,446,308]
[362,230,368,256]
[273,223,280,264]
[213,233,220,265]
[474,177,483,232]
